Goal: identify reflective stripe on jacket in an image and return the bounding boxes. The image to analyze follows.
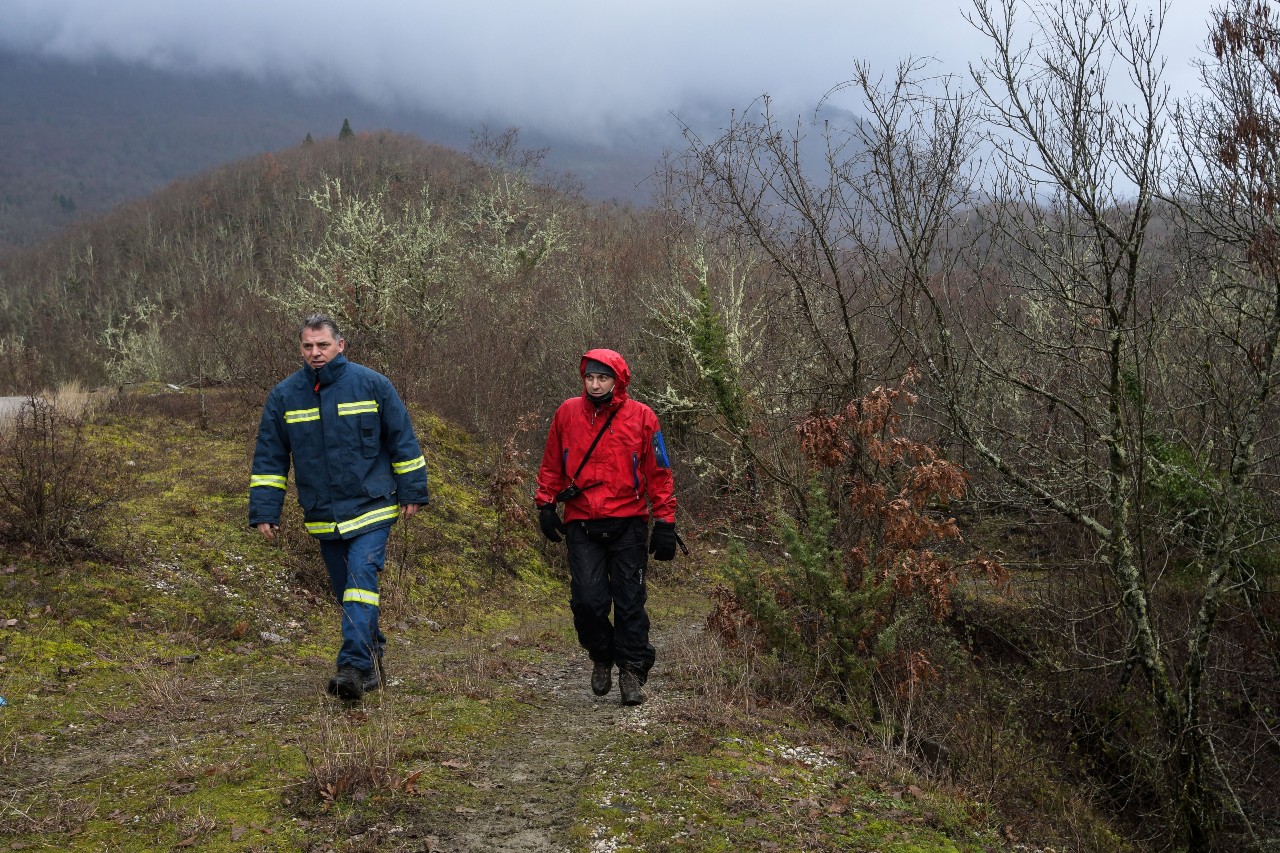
[248,354,429,539]
[535,348,676,524]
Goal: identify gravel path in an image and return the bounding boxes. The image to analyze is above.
[410,620,695,852]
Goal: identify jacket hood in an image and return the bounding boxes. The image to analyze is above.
[580,348,630,401]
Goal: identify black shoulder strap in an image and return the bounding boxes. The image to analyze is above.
[569,401,623,485]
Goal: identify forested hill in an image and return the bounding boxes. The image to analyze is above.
[0,50,672,249]
[0,128,675,452]
[5,3,1280,843]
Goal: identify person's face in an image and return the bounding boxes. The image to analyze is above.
[584,372,616,398]
[300,326,345,369]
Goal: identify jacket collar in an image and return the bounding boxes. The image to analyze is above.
[579,391,625,418]
[306,353,349,388]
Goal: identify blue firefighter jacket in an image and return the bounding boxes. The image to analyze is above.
[248,354,429,539]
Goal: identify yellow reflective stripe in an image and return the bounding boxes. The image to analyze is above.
[337,505,399,535]
[284,407,320,423]
[250,474,287,490]
[343,588,380,607]
[305,505,398,537]
[337,400,378,415]
[392,455,425,474]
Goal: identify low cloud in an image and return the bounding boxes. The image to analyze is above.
[0,0,1218,139]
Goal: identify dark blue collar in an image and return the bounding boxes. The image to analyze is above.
[306,353,349,388]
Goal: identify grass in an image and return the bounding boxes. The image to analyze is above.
[0,388,1093,851]
[572,727,995,852]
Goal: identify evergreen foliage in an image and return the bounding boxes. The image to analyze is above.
[690,277,746,433]
[726,481,885,708]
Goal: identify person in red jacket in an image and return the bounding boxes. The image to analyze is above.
[535,348,679,705]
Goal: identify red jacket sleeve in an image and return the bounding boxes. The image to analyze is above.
[535,405,567,507]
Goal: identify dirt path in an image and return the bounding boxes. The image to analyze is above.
[1,580,701,852]
[0,397,25,424]
[433,655,624,852]
[408,620,693,853]
[1,578,1021,852]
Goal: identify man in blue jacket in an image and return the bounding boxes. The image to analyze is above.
[249,315,429,700]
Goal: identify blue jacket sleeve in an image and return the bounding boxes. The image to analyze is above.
[248,392,290,527]
[381,383,429,506]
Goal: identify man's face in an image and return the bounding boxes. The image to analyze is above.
[584,372,616,398]
[300,326,345,369]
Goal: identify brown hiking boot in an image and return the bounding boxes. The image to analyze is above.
[619,669,645,706]
[591,660,613,696]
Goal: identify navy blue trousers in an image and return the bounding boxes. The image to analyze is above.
[318,526,389,672]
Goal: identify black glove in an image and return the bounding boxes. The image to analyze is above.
[649,520,678,561]
[539,503,567,543]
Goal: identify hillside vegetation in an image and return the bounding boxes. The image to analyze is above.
[4,1,1280,849]
[0,389,1029,852]
[0,49,667,250]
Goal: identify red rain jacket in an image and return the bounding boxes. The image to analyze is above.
[535,349,676,524]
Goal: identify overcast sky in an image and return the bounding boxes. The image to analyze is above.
[0,0,1222,140]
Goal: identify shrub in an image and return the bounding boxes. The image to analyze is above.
[0,386,118,555]
[482,414,536,575]
[718,372,1007,720]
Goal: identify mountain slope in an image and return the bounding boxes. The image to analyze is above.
[0,50,675,249]
[0,390,1017,852]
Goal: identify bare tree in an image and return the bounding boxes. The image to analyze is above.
[1161,0,1280,842]
[286,176,459,370]
[673,0,1280,844]
[910,0,1260,845]
[676,95,900,408]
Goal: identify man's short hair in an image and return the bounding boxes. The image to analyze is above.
[301,314,343,341]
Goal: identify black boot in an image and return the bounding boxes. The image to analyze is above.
[327,664,366,701]
[619,669,645,706]
[363,658,386,693]
[591,660,613,696]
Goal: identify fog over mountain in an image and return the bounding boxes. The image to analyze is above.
[2,1,922,139]
[1,0,1217,135]
[0,0,1221,248]
[0,49,688,248]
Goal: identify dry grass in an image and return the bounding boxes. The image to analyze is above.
[0,383,103,434]
[297,695,410,808]
[48,382,102,421]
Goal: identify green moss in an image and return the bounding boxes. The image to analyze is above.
[572,729,999,852]
[0,396,1079,852]
[8,734,310,851]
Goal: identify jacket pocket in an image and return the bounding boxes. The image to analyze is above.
[365,474,395,501]
[359,413,380,458]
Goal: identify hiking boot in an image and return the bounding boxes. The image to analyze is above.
[363,659,386,693]
[619,669,646,706]
[591,660,613,696]
[326,664,366,701]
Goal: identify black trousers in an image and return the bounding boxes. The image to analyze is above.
[565,516,656,683]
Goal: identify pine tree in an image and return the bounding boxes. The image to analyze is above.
[339,119,353,140]
[303,132,314,145]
